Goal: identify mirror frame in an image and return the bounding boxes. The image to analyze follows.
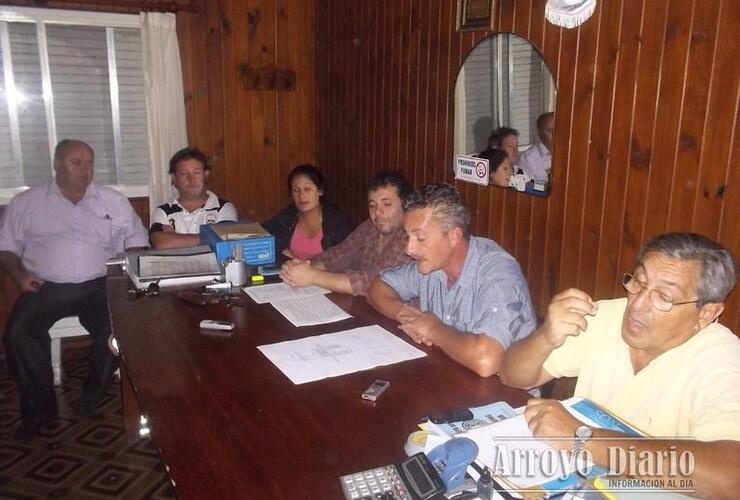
[452,32,556,198]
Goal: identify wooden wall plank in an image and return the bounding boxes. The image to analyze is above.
[665,0,719,233]
[400,0,419,189]
[189,0,214,179]
[594,0,643,299]
[558,3,601,290]
[689,0,739,237]
[530,7,561,309]
[578,0,622,292]
[389,1,401,176]
[718,105,739,329]
[617,0,669,281]
[640,0,693,241]
[412,2,429,190]
[370,0,382,204]
[203,0,227,203]
[354,0,371,214]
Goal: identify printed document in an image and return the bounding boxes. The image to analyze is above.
[433,398,643,495]
[244,282,330,304]
[423,401,517,437]
[139,252,219,279]
[270,294,352,327]
[257,325,426,384]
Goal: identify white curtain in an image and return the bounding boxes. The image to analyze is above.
[140,12,187,214]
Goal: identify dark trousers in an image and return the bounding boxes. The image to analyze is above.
[4,278,117,425]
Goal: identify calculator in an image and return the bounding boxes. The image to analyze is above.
[339,465,410,499]
[339,452,445,500]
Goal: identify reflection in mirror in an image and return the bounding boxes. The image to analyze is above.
[454,33,555,196]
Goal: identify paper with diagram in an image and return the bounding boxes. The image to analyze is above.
[257,325,427,384]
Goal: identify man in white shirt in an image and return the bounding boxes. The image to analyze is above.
[150,147,237,249]
[517,112,554,184]
[0,139,149,438]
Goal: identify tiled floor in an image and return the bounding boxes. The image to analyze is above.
[0,344,176,499]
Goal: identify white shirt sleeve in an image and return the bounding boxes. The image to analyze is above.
[0,192,27,256]
[217,202,238,223]
[150,206,169,228]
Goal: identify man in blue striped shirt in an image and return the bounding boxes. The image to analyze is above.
[368,183,536,377]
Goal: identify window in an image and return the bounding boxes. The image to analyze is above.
[0,7,149,202]
[457,33,555,154]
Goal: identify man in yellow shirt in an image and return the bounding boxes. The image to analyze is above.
[500,232,739,498]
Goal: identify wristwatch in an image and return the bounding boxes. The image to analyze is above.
[570,425,592,473]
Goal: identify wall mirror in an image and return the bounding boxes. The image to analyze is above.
[454,33,556,196]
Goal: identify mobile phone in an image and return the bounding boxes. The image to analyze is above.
[427,408,474,424]
[199,319,235,331]
[362,379,390,402]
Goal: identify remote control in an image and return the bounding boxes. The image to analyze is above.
[362,380,390,402]
[199,319,235,331]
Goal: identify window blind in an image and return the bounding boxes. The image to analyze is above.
[0,14,149,193]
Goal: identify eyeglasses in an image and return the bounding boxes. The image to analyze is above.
[622,273,699,312]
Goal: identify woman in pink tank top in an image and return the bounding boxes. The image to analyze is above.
[287,170,324,259]
[263,164,351,260]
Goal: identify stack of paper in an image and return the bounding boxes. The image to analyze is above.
[139,252,219,279]
[125,245,221,290]
[244,282,351,327]
[244,282,330,304]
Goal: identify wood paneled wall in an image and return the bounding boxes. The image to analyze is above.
[177,0,318,222]
[316,0,740,331]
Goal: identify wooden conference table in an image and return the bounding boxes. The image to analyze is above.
[106,273,529,499]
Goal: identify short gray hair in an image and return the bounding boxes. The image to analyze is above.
[54,139,94,161]
[403,183,471,240]
[636,232,736,305]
